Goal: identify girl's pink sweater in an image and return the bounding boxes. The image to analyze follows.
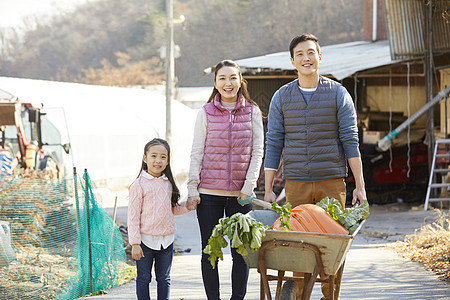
[127,173,189,245]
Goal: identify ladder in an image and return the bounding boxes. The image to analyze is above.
[424,139,450,210]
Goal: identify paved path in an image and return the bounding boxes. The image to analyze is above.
[84,193,450,299]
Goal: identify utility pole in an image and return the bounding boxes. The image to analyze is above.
[165,0,174,145]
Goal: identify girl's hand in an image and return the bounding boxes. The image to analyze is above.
[131,244,144,261]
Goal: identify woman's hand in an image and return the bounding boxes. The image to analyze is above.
[237,192,255,206]
[131,244,144,261]
[237,192,251,201]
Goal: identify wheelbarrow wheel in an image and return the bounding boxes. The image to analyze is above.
[280,280,298,300]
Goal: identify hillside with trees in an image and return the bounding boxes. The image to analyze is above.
[0,0,364,87]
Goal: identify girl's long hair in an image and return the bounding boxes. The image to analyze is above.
[138,138,180,207]
[207,60,260,110]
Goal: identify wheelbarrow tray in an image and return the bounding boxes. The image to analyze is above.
[244,210,364,276]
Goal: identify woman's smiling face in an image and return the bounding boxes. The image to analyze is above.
[214,66,241,103]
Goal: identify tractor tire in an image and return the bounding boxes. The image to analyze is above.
[280,280,298,300]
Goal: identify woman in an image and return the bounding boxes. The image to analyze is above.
[188,60,264,300]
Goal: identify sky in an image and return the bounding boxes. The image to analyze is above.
[0,0,89,29]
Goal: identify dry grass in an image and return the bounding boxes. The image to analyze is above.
[391,209,450,282]
[1,244,135,299]
[0,245,77,299]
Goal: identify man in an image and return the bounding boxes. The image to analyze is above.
[263,33,367,299]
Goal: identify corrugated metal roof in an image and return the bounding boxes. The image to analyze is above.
[385,0,450,60]
[205,40,404,80]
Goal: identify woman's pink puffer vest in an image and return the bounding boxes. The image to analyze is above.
[199,93,253,191]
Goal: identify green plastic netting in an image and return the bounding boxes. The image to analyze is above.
[0,169,127,300]
[58,170,127,299]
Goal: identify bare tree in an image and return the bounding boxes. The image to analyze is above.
[176,0,364,86]
[78,52,164,86]
[0,0,364,87]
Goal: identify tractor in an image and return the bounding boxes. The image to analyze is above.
[0,89,69,178]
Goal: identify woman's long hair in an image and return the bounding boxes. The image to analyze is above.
[138,138,180,207]
[206,60,260,110]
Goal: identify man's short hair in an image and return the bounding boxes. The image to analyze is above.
[289,33,320,58]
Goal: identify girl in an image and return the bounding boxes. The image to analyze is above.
[128,138,196,300]
[188,60,264,300]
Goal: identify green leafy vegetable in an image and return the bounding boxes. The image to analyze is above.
[271,202,292,230]
[316,197,370,234]
[203,212,269,268]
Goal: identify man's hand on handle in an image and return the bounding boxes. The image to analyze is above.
[348,157,367,206]
[352,187,367,206]
[264,191,277,203]
[264,169,277,203]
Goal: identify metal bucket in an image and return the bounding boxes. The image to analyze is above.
[246,209,280,227]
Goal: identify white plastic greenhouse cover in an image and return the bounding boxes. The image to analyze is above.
[0,77,197,188]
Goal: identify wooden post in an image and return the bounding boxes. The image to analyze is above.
[73,167,80,227]
[83,169,93,294]
[110,196,118,249]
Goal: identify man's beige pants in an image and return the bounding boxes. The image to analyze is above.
[284,177,346,300]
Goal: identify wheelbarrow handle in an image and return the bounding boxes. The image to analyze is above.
[252,198,274,210]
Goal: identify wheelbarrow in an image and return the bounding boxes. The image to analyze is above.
[245,199,365,300]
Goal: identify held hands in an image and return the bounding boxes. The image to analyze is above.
[131,244,144,261]
[187,196,200,210]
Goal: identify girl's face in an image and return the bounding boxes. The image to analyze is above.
[143,144,169,177]
[214,66,241,103]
